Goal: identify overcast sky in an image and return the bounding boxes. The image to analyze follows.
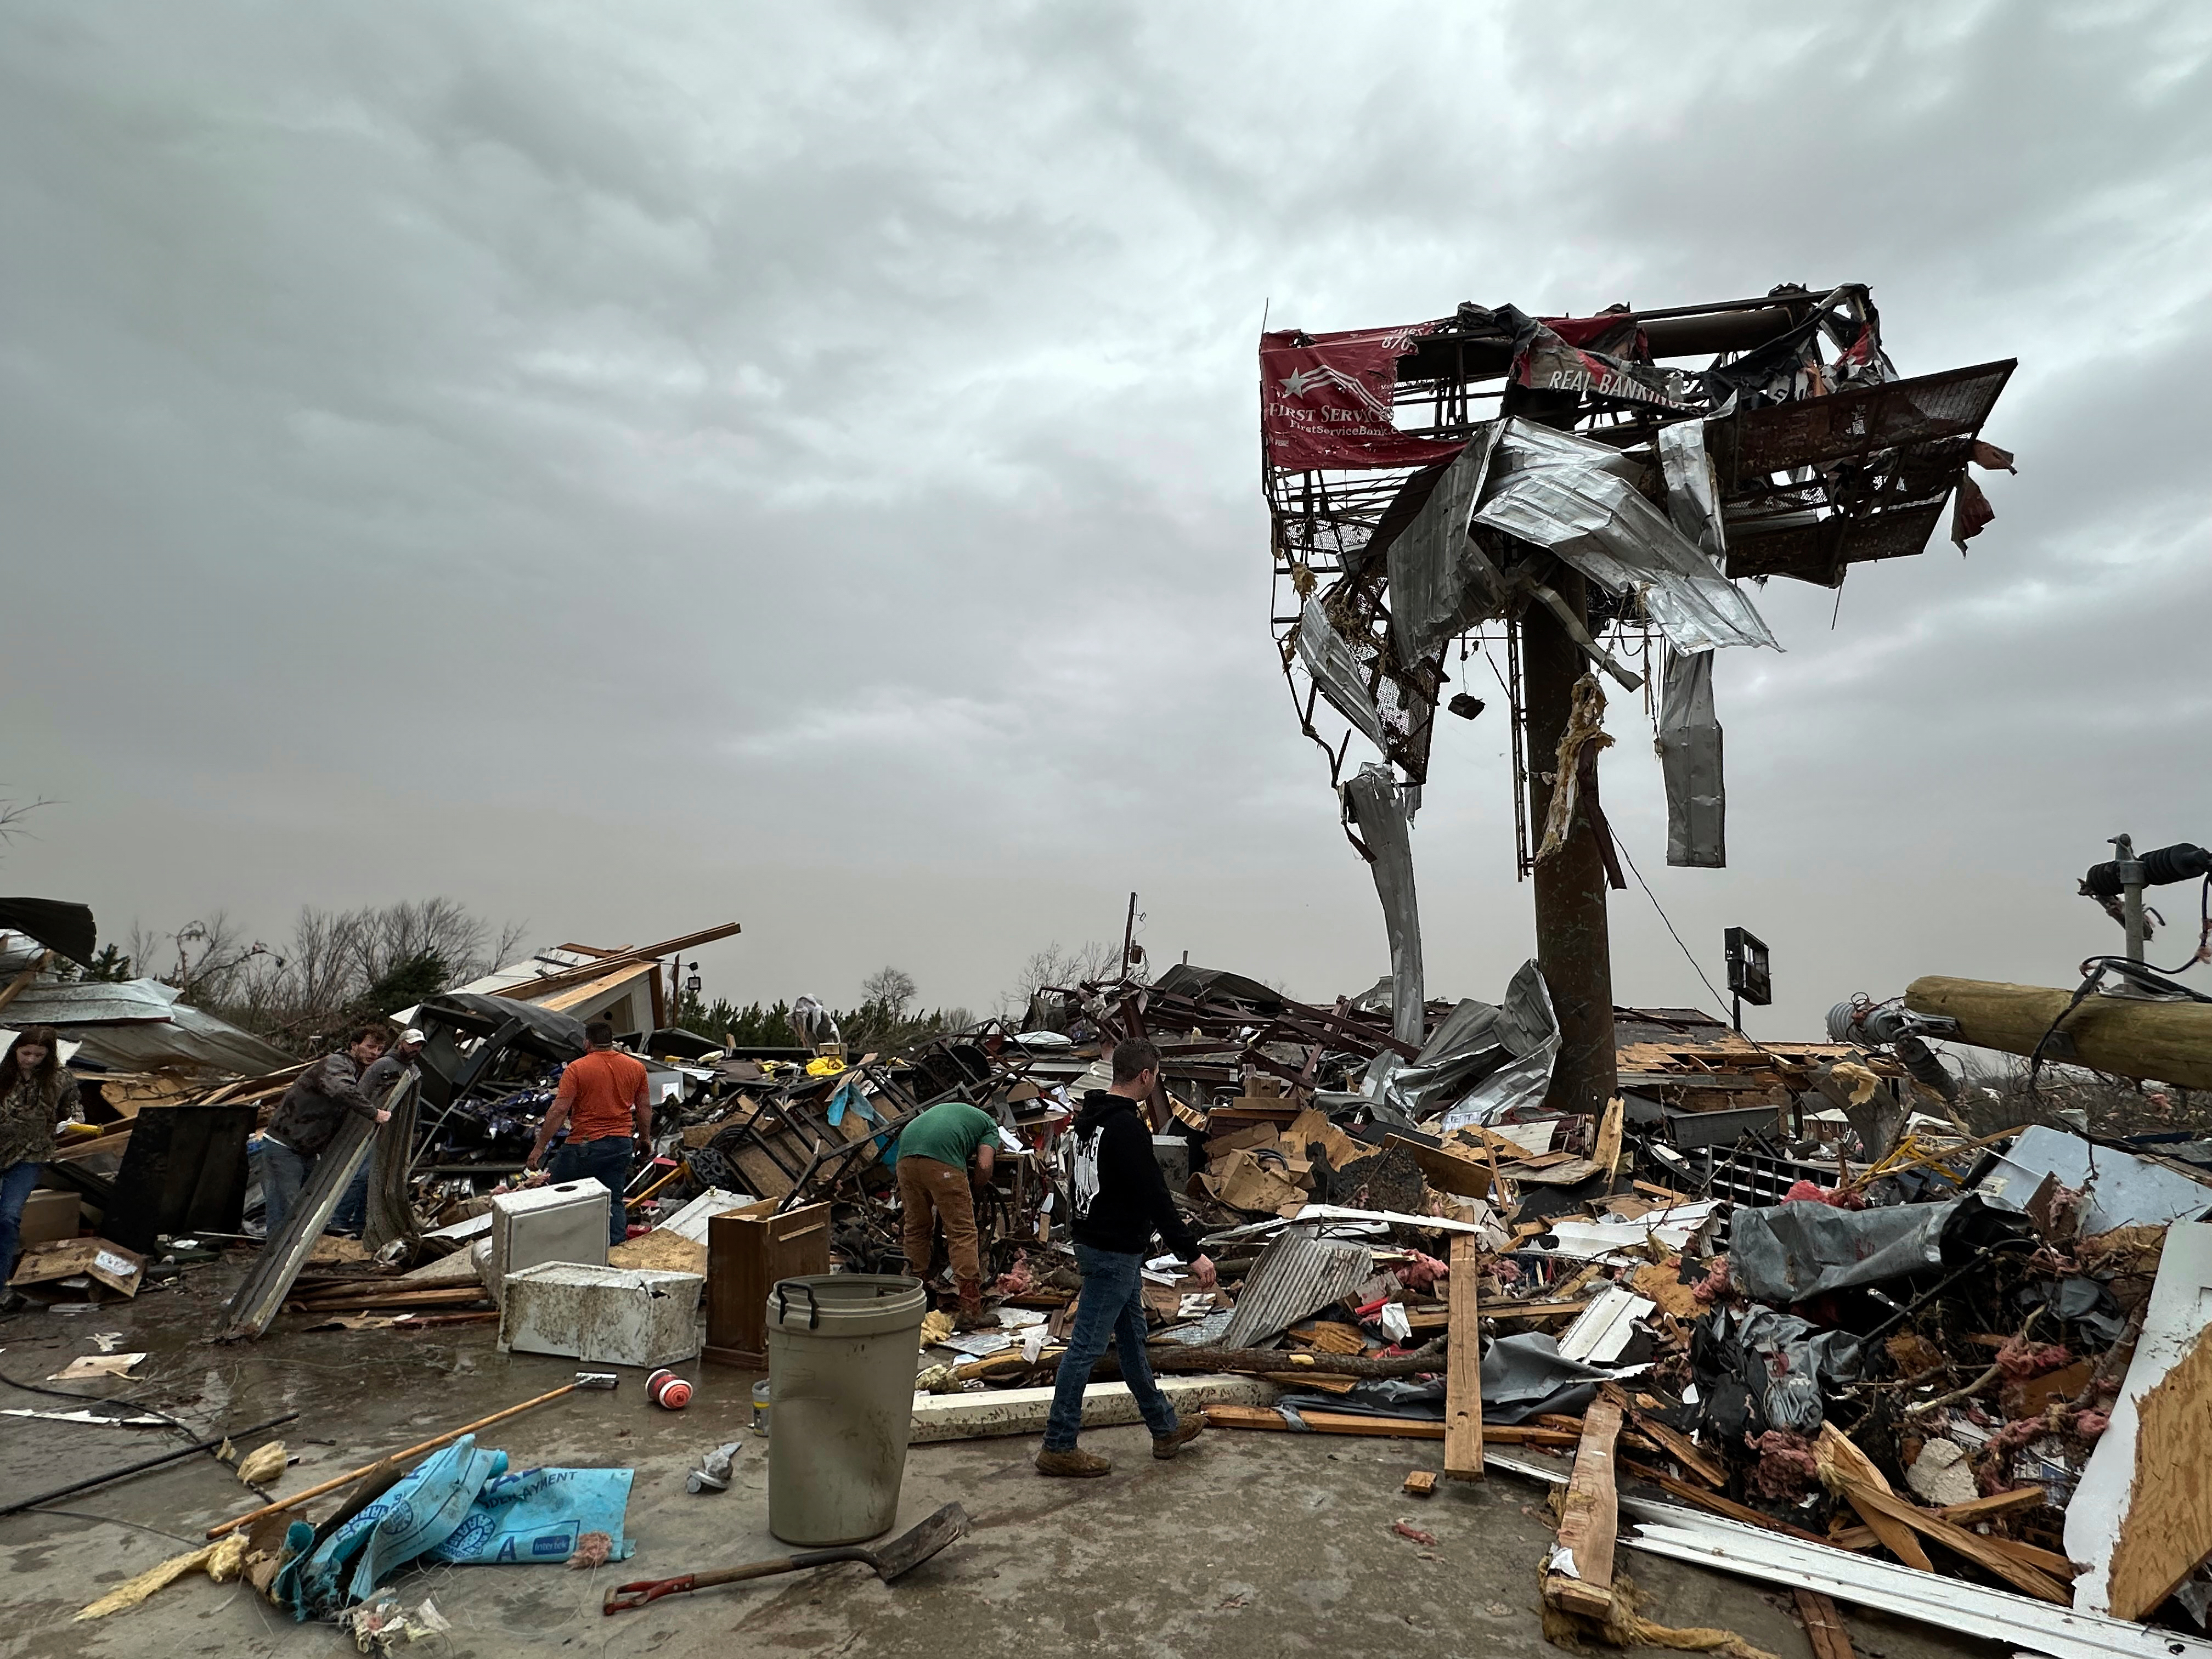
[3,3,2208,1036]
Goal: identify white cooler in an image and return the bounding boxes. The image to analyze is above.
[485,1178,609,1308]
[497,1262,706,1368]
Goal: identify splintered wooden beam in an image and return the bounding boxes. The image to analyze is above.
[1838,1480,2070,1605]
[1796,1589,1854,1659]
[1444,1235,1485,1481]
[1814,1423,1934,1573]
[1544,1397,1624,1618]
[1591,1094,1626,1178]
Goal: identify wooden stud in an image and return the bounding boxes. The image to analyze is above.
[1201,1405,1577,1447]
[1543,1396,1623,1618]
[1444,1234,1484,1481]
[1795,1588,1854,1659]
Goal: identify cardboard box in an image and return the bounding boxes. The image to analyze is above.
[19,1188,83,1248]
[9,1236,145,1297]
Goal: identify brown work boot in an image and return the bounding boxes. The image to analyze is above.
[954,1282,991,1331]
[1035,1447,1111,1478]
[1152,1417,1206,1460]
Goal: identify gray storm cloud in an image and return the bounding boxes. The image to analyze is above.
[1,2,2207,1030]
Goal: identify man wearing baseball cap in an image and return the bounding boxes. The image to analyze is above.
[334,1026,426,1234]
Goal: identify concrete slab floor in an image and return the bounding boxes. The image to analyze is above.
[1,1261,2006,1659]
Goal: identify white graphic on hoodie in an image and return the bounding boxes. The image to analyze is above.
[1070,1126,1104,1221]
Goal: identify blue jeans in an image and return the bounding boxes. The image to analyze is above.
[332,1160,371,1233]
[1,1159,44,1283]
[260,1138,316,1237]
[550,1136,634,1246]
[1042,1244,1177,1452]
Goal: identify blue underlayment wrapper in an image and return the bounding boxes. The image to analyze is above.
[275,1435,635,1621]
[425,1466,637,1566]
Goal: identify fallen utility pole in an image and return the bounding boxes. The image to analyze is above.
[1905,974,2212,1087]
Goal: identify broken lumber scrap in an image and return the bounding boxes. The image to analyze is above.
[1625,1409,1724,1489]
[1814,1424,1933,1572]
[1148,1342,1444,1380]
[911,1376,1274,1444]
[1905,975,2212,1087]
[1201,1406,1579,1447]
[289,1286,490,1312]
[207,1381,586,1538]
[1835,1480,2069,1604]
[1543,1396,1623,1618]
[1591,1093,1625,1178]
[1404,1469,1438,1497]
[1931,1486,2046,1523]
[1444,1234,1483,1481]
[1795,1589,1854,1659]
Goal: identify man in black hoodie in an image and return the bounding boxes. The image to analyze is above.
[1036,1037,1216,1477]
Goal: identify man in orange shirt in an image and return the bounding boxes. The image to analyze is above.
[524,1019,652,1246]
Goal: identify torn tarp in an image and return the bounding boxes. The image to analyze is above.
[1378,958,1559,1127]
[1385,424,1510,664]
[1727,1197,2023,1305]
[1295,596,1388,755]
[1657,648,1724,868]
[1472,420,1780,656]
[1480,1331,1618,1424]
[1342,763,1424,1051]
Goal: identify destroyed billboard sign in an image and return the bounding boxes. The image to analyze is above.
[1501,305,1701,414]
[1259,324,1465,471]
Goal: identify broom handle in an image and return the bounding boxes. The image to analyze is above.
[205,1383,579,1538]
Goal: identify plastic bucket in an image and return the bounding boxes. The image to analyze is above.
[765,1274,927,1546]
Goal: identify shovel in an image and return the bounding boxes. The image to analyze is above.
[602,1502,969,1614]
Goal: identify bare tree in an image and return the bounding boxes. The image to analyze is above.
[861,966,918,1021]
[0,795,52,855]
[133,913,274,1006]
[994,939,1128,1020]
[134,897,526,1052]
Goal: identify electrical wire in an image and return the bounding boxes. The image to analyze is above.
[1613,836,1776,1055]
[21,1506,202,1544]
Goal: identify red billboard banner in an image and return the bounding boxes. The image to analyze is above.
[1260,324,1467,471]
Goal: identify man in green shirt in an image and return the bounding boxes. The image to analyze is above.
[897,1099,998,1329]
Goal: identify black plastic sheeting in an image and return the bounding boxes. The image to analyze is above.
[1728,1195,2021,1306]
[0,896,96,966]
[1272,1331,1616,1426]
[413,991,590,1062]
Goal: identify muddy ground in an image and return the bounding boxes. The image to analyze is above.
[0,1256,2003,1659]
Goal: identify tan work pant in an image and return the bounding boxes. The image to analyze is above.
[898,1154,983,1300]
